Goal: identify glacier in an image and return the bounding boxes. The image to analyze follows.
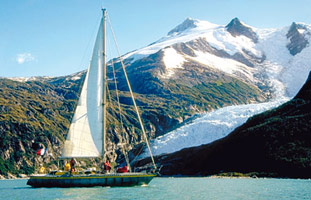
[138,18,311,159]
[141,97,288,157]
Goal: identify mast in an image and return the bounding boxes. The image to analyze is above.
[102,8,107,162]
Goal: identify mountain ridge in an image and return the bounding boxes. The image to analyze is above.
[122,17,311,99]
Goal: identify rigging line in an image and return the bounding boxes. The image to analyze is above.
[130,142,147,165]
[107,36,123,138]
[106,39,130,169]
[106,82,112,109]
[110,61,126,138]
[107,13,157,170]
[110,58,131,172]
[111,60,125,134]
[107,34,131,170]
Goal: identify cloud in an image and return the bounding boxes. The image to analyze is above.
[16,53,35,64]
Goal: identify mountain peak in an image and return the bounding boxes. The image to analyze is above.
[226,17,258,43]
[168,18,199,35]
[286,22,309,56]
[288,22,308,34]
[226,17,242,27]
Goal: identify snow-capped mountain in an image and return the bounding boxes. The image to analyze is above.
[8,71,84,83]
[123,17,311,98]
[8,76,54,83]
[132,17,311,158]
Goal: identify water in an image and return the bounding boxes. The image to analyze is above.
[1,177,311,200]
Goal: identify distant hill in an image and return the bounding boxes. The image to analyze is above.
[0,73,84,176]
[147,71,311,178]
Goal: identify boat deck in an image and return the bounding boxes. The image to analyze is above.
[27,172,156,187]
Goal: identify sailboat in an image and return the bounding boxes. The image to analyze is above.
[27,9,157,187]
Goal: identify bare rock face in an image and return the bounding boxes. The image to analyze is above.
[286,22,309,56]
[226,18,258,43]
[6,173,17,179]
[17,174,28,178]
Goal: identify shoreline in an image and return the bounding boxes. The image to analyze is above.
[0,174,28,180]
[1,171,311,180]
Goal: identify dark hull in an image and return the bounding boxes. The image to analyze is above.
[27,173,155,188]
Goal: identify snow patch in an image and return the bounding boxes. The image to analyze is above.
[69,75,82,81]
[297,28,306,34]
[160,48,185,78]
[8,76,53,82]
[189,50,255,81]
[205,28,261,56]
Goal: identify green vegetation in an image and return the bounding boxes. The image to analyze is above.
[215,172,256,178]
[0,67,265,176]
[215,172,277,178]
[0,78,78,176]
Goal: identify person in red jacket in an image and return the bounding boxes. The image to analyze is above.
[104,160,111,173]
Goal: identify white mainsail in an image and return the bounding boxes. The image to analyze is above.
[61,18,104,158]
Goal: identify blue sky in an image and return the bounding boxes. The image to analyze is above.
[1,0,310,77]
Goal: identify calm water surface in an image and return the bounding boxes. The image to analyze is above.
[1,177,311,200]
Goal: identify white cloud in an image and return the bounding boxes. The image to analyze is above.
[16,53,35,64]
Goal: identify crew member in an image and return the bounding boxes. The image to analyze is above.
[70,158,76,173]
[104,160,111,173]
[65,161,71,172]
[39,164,46,174]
